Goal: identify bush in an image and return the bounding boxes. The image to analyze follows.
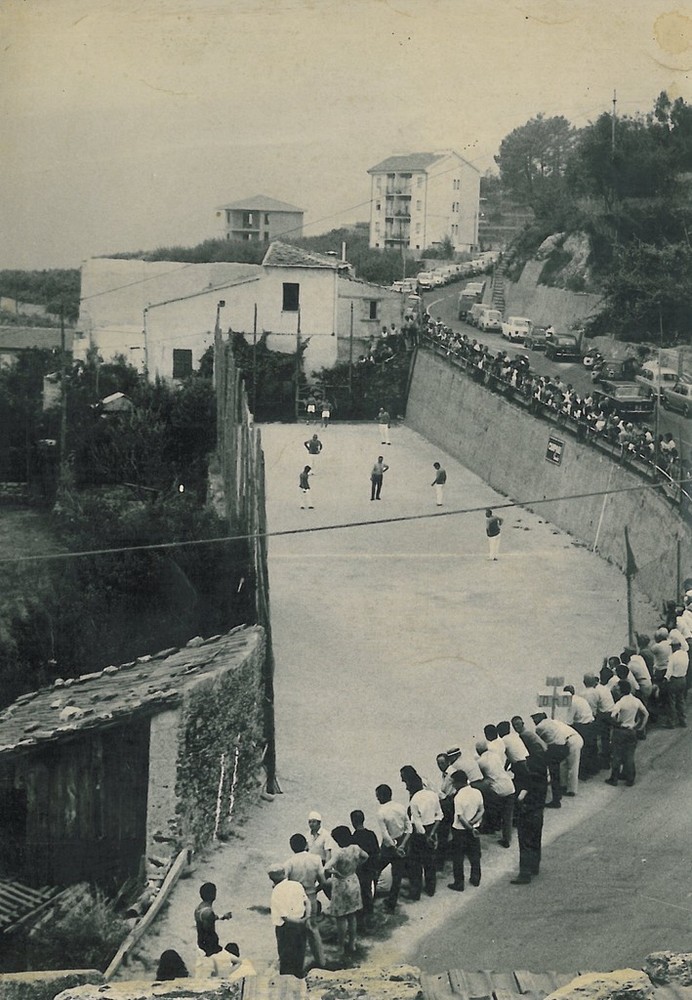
[28,884,126,971]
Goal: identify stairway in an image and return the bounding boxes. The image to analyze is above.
[491,265,506,314]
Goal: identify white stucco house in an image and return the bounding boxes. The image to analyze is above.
[75,244,404,380]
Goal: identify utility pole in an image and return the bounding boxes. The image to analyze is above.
[348,301,354,405]
[59,303,68,492]
[252,303,258,417]
[611,89,617,154]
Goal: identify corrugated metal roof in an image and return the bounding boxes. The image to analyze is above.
[218,194,304,213]
[0,880,62,934]
[0,626,263,758]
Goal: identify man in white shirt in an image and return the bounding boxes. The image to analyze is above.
[563,685,598,777]
[408,777,443,900]
[284,834,329,968]
[605,681,649,786]
[268,865,309,979]
[663,636,688,728]
[475,739,515,847]
[306,812,334,865]
[496,720,529,779]
[447,770,484,891]
[533,715,584,801]
[375,783,411,913]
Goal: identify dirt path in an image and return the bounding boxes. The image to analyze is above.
[129,421,655,977]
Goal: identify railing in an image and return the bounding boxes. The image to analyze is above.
[420,333,691,515]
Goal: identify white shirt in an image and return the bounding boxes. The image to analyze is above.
[502,731,529,764]
[377,801,411,847]
[611,693,648,729]
[452,785,484,830]
[307,828,334,864]
[607,670,639,694]
[270,879,308,927]
[628,654,652,694]
[566,694,595,725]
[666,649,689,680]
[668,628,689,653]
[486,736,507,762]
[535,719,579,745]
[409,788,443,833]
[476,749,514,796]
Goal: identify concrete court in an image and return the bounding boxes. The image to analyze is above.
[130,420,656,976]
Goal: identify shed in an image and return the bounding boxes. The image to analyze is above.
[0,627,266,892]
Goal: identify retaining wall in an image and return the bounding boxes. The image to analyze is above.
[503,260,602,332]
[407,349,692,606]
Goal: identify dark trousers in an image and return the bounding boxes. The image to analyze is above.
[436,797,454,865]
[408,831,436,899]
[609,727,638,784]
[516,809,543,876]
[546,744,569,803]
[380,844,406,907]
[573,721,599,776]
[666,676,687,726]
[595,712,612,765]
[371,475,383,499]
[356,867,378,914]
[275,922,307,978]
[451,827,481,887]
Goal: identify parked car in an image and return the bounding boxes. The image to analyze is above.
[545,334,581,361]
[593,380,655,419]
[477,307,503,333]
[635,362,686,397]
[591,358,641,383]
[525,326,549,350]
[457,282,485,320]
[661,380,692,417]
[501,316,532,343]
[417,271,436,290]
[468,302,485,327]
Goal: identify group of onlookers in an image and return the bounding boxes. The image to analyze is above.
[422,321,681,479]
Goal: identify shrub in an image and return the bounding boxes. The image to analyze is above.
[28,884,126,971]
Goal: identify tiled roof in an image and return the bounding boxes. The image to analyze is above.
[0,327,74,351]
[0,626,263,758]
[218,194,304,213]
[367,152,445,173]
[262,241,349,269]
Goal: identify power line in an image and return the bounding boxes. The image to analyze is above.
[1,474,689,568]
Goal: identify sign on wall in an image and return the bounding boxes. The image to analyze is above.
[545,436,564,466]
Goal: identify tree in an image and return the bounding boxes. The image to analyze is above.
[495,114,578,209]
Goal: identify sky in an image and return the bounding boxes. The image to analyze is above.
[2,0,692,270]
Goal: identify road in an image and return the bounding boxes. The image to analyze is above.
[423,286,692,463]
[409,725,692,972]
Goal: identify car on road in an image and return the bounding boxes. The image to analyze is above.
[502,316,532,343]
[545,334,581,361]
[525,326,549,350]
[390,278,419,294]
[457,282,485,320]
[477,307,503,333]
[416,271,436,290]
[593,380,655,419]
[582,348,604,368]
[468,303,485,327]
[661,380,692,417]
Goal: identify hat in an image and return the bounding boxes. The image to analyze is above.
[446,746,461,760]
[267,864,285,879]
[307,811,322,822]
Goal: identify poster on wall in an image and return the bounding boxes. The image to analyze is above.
[546,435,565,466]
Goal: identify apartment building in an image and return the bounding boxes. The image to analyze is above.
[216,194,304,243]
[367,151,480,253]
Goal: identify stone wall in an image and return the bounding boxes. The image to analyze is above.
[407,350,692,606]
[0,971,104,1000]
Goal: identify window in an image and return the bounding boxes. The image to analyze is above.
[263,231,269,242]
[415,223,421,234]
[375,222,380,233]
[282,282,300,312]
[417,175,423,188]
[172,349,193,379]
[242,211,255,227]
[376,201,381,211]
[264,213,270,225]
[416,200,422,211]
[376,177,382,192]
[369,300,378,320]
[226,209,231,223]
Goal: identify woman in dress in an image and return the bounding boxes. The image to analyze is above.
[325,826,368,961]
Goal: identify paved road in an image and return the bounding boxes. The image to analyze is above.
[423,286,692,462]
[409,724,692,973]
